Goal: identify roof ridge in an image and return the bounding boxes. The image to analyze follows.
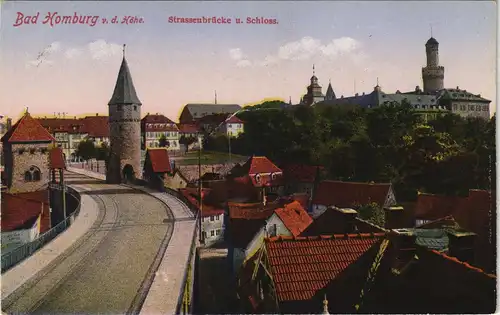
[430,250,496,279]
[321,179,391,186]
[265,232,386,242]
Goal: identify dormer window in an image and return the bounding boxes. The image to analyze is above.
[255,174,261,183]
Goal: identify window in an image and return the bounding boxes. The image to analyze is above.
[271,173,277,180]
[210,215,214,221]
[18,148,25,155]
[255,174,261,183]
[117,105,123,111]
[29,148,36,154]
[216,214,221,221]
[210,230,215,237]
[134,105,137,111]
[216,229,221,235]
[202,231,207,239]
[25,166,41,182]
[476,105,481,111]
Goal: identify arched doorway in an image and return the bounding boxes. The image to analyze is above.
[122,164,135,183]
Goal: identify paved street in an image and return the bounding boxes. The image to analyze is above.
[2,172,174,314]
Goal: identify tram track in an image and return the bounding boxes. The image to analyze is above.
[3,172,175,315]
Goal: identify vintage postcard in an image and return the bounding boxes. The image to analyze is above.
[0,1,496,314]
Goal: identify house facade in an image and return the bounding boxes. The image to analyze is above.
[141,113,180,150]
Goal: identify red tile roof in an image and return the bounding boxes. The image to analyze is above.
[1,113,55,143]
[36,118,82,134]
[228,201,282,219]
[264,233,384,301]
[226,115,243,124]
[179,188,225,217]
[241,156,282,175]
[81,115,109,138]
[142,113,175,124]
[49,147,66,169]
[414,190,495,235]
[1,190,50,233]
[142,117,179,132]
[312,180,392,208]
[274,201,312,237]
[429,249,496,279]
[146,148,172,173]
[283,164,324,183]
[414,193,461,220]
[177,124,199,133]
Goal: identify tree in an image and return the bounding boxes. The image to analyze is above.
[179,135,198,152]
[158,134,170,148]
[96,142,110,161]
[76,139,96,160]
[357,202,385,227]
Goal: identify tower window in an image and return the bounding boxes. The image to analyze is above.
[25,166,41,182]
[30,148,36,154]
[134,105,137,111]
[18,148,25,155]
[117,105,123,111]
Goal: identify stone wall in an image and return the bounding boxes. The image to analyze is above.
[9,143,50,193]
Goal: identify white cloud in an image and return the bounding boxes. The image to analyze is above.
[229,48,252,67]
[229,48,244,60]
[88,39,122,60]
[45,42,62,54]
[230,36,364,67]
[64,48,82,59]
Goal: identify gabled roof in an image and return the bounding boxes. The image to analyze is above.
[1,190,50,232]
[108,56,142,106]
[274,201,312,237]
[312,180,393,208]
[183,104,241,119]
[239,156,282,175]
[179,188,224,217]
[142,113,175,125]
[226,115,243,124]
[1,112,55,143]
[49,147,66,169]
[264,234,384,301]
[177,124,200,133]
[145,148,172,173]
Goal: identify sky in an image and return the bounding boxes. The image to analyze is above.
[0,1,497,122]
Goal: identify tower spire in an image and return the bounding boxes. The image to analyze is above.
[322,294,330,315]
[313,64,315,76]
[376,77,379,86]
[430,24,433,37]
[108,46,142,106]
[123,44,126,58]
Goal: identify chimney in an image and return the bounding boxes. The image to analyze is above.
[6,118,12,131]
[388,229,417,264]
[384,206,405,229]
[446,229,476,264]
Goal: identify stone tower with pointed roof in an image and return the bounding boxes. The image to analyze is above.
[106,45,142,184]
[422,37,445,93]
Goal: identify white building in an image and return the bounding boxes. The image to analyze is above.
[141,113,180,150]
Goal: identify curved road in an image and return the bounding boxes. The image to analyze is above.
[3,172,174,314]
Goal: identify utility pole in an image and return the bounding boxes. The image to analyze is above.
[198,134,203,244]
[61,168,67,220]
[228,134,232,165]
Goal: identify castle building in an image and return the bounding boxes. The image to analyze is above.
[106,45,142,184]
[311,36,491,120]
[301,65,325,106]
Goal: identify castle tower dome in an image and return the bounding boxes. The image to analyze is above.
[422,36,445,93]
[107,44,142,184]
